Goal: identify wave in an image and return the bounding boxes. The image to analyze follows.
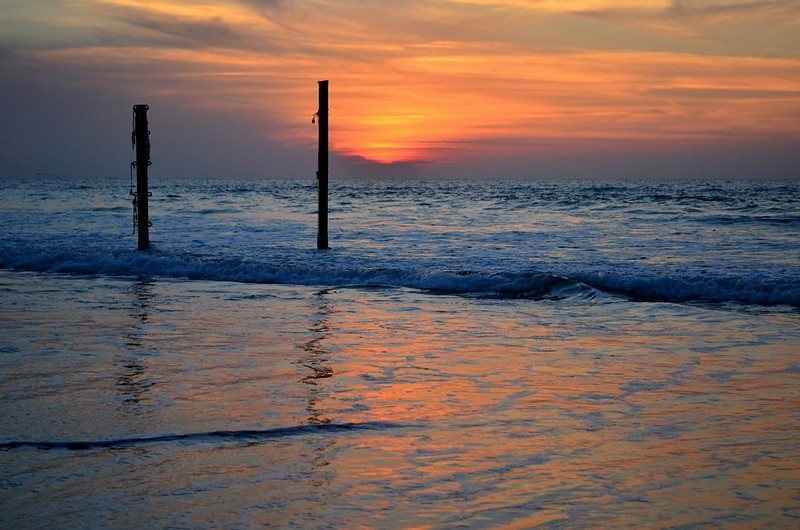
[576,271,800,309]
[1,242,797,308]
[0,422,405,451]
[0,242,596,300]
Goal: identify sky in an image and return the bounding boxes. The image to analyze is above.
[1,0,799,179]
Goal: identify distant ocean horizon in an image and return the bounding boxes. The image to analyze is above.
[1,176,799,527]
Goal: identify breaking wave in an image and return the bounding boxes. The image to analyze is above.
[1,241,797,308]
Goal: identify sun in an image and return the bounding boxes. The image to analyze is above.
[333,111,442,164]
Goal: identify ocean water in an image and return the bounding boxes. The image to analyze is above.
[0,177,799,528]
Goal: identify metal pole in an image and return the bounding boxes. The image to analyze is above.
[317,80,329,250]
[133,104,150,251]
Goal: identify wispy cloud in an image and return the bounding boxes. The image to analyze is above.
[664,0,795,18]
[571,0,800,56]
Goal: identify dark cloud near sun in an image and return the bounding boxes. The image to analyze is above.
[121,12,247,49]
[94,3,262,51]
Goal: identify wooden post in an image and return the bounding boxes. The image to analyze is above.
[133,104,150,251]
[317,80,329,250]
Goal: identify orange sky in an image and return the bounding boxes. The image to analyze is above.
[2,0,799,177]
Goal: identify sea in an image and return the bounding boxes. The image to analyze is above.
[0,177,798,528]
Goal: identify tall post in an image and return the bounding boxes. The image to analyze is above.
[133,104,150,251]
[317,80,329,250]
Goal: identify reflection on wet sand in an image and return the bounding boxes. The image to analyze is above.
[297,289,337,425]
[2,274,798,528]
[284,289,800,527]
[116,280,157,410]
[294,289,341,498]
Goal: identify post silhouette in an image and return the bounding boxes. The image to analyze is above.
[132,104,150,251]
[316,80,329,250]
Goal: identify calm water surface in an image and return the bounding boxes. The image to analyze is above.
[2,272,798,528]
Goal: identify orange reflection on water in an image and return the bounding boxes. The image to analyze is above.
[4,272,798,527]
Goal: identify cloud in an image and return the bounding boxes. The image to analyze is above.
[1,0,798,179]
[85,0,286,52]
[570,0,800,57]
[113,11,250,50]
[665,0,795,18]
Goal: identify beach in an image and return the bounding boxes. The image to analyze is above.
[1,178,799,527]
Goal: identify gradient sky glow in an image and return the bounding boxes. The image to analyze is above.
[2,0,799,179]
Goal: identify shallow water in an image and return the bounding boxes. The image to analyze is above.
[1,178,799,527]
[2,271,799,528]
